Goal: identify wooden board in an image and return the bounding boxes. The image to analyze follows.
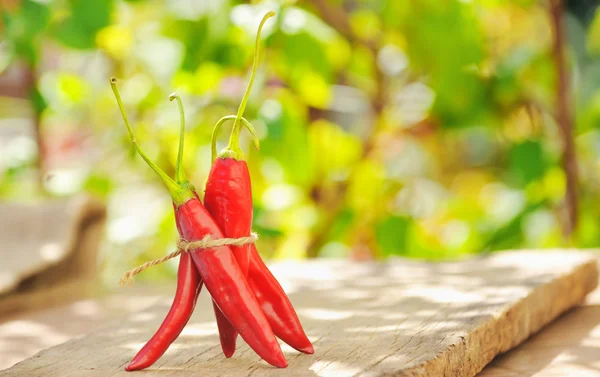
[2,282,599,377]
[0,195,106,315]
[1,251,598,377]
[0,286,171,370]
[478,284,600,377]
[0,196,97,294]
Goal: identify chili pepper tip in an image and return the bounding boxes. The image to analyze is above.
[299,344,315,354]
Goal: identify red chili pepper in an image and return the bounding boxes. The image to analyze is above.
[204,116,261,357]
[110,84,203,371]
[205,12,313,357]
[125,253,202,371]
[111,80,287,369]
[205,153,252,357]
[248,244,314,354]
[175,196,287,368]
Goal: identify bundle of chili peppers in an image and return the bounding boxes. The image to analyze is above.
[110,12,313,370]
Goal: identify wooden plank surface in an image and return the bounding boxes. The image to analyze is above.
[1,251,598,377]
[0,196,106,315]
[0,286,168,370]
[2,276,599,377]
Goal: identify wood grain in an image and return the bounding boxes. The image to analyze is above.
[478,280,600,377]
[0,286,170,370]
[1,251,597,377]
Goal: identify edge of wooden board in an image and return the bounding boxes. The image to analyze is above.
[402,254,599,377]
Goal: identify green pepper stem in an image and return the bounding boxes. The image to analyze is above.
[110,78,192,205]
[169,93,186,184]
[211,115,260,162]
[227,11,275,154]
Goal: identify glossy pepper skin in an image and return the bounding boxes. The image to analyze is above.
[125,196,209,370]
[125,251,202,371]
[205,158,252,356]
[205,158,252,275]
[247,243,314,354]
[175,197,288,368]
[205,157,313,355]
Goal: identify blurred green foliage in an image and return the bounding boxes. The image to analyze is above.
[2,0,600,283]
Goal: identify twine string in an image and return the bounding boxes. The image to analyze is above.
[119,232,258,286]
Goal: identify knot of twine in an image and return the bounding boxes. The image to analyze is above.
[119,232,258,286]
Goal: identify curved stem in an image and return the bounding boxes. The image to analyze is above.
[169,93,186,184]
[212,115,260,162]
[227,11,275,152]
[110,78,191,205]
